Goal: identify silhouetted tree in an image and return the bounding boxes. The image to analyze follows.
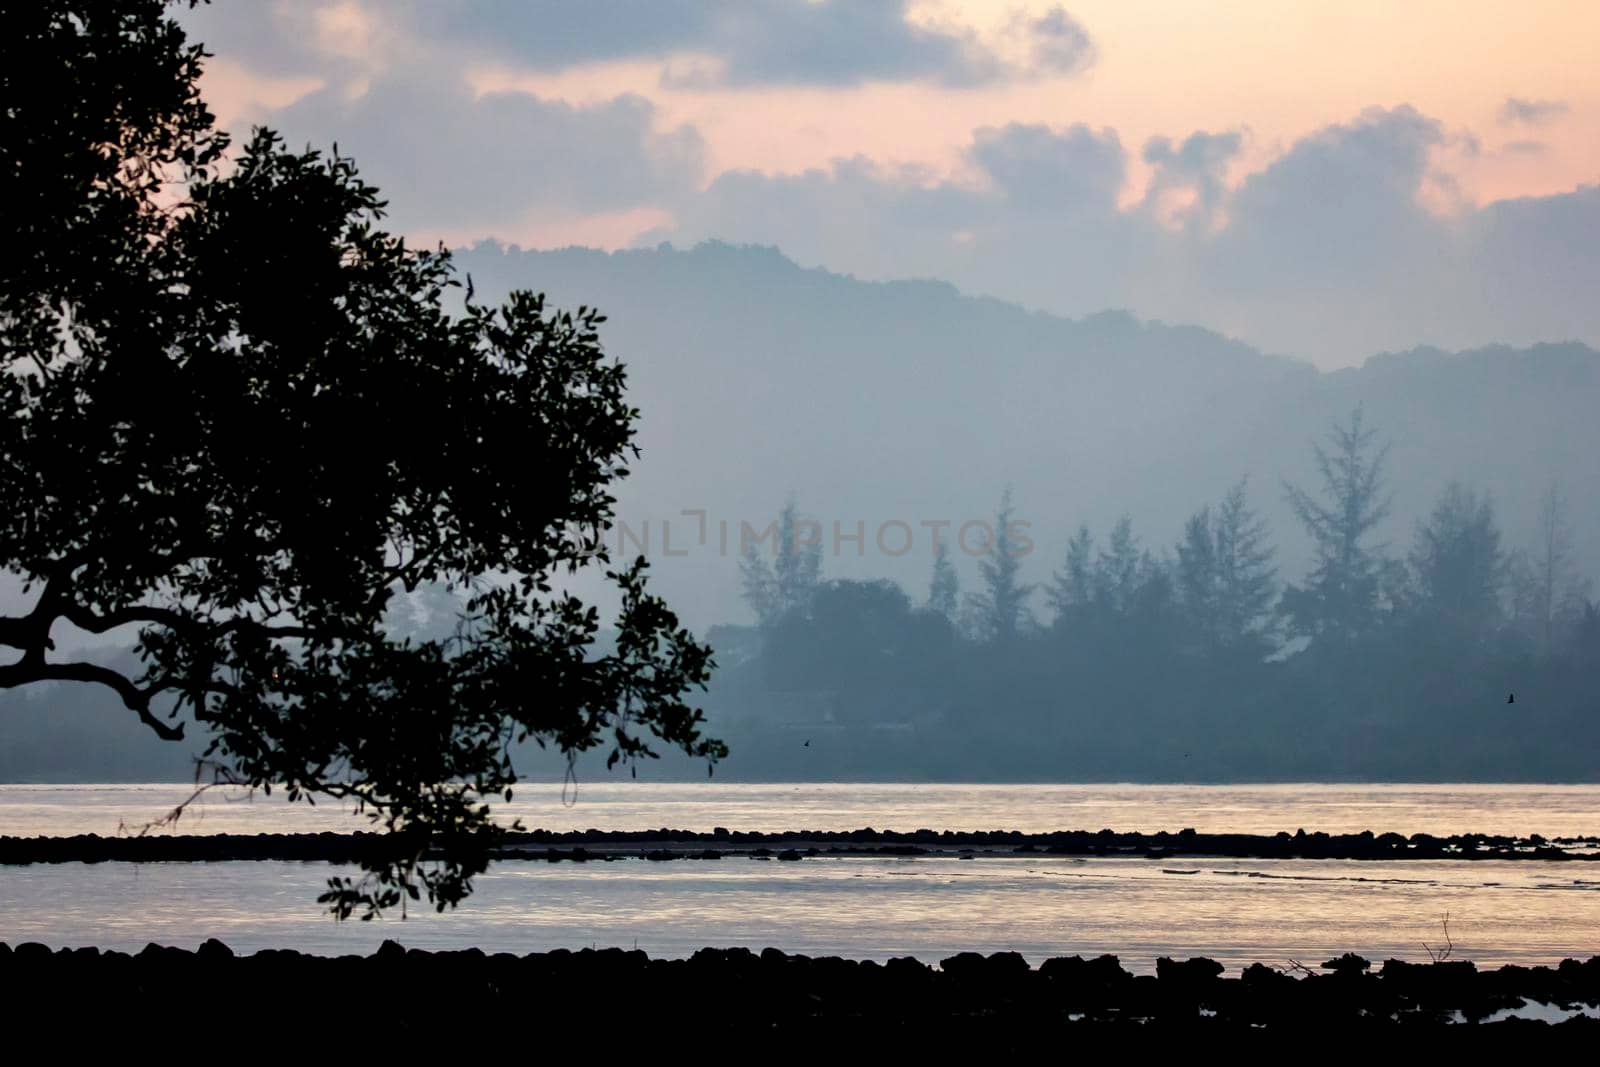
[1129,549,1179,632]
[741,498,822,626]
[966,489,1035,642]
[1177,506,1219,634]
[1048,524,1095,626]
[1510,482,1592,658]
[1214,480,1279,655]
[927,540,959,619]
[0,2,722,917]
[1179,479,1278,657]
[764,578,950,698]
[773,498,823,617]
[1405,483,1506,646]
[1281,407,1393,644]
[1094,516,1144,617]
[739,544,778,625]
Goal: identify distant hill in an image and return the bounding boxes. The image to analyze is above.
[455,240,1600,629]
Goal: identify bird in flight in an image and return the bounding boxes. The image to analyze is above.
[803,739,811,747]
[1507,693,1515,704]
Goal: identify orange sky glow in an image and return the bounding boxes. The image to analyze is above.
[196,0,1599,251]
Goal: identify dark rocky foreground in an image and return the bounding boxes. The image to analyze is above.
[4,825,1597,865]
[3,940,1598,1046]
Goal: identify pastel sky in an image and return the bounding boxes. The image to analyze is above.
[184,1,1600,367]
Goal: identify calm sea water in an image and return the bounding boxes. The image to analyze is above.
[2,783,1598,972]
[6,781,1600,838]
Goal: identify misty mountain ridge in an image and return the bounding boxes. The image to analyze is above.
[454,239,1599,629]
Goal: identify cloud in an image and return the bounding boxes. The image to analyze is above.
[1142,130,1244,226]
[1500,139,1548,157]
[185,0,403,82]
[189,2,1096,90]
[663,1,1008,88]
[969,123,1125,209]
[637,129,1134,282]
[173,3,1600,366]
[660,104,1600,365]
[1213,106,1446,284]
[668,123,1155,316]
[269,73,704,236]
[1023,7,1096,75]
[406,0,1094,87]
[182,0,331,77]
[667,157,993,287]
[1464,184,1600,342]
[1500,96,1570,126]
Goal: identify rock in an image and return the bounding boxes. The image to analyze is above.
[690,946,759,973]
[884,956,930,979]
[1240,962,1296,987]
[1379,957,1478,997]
[1086,954,1130,984]
[985,951,1031,977]
[197,938,235,961]
[1156,956,1225,984]
[138,942,190,964]
[1039,955,1086,979]
[940,951,1029,980]
[1321,952,1370,975]
[939,951,989,979]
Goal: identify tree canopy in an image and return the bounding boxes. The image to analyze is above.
[739,497,822,627]
[1176,479,1278,660]
[926,540,959,620]
[1405,483,1506,647]
[1281,406,1393,645]
[0,1,722,916]
[967,489,1035,643]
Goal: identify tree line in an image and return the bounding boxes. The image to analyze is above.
[718,409,1599,780]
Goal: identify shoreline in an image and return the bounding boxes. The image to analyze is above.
[3,826,1598,865]
[4,940,1598,1037]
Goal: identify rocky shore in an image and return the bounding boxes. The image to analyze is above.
[3,939,1598,1043]
[3,826,1596,866]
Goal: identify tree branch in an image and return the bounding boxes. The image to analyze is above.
[58,602,317,642]
[0,614,49,653]
[60,602,195,635]
[0,658,185,741]
[0,572,319,745]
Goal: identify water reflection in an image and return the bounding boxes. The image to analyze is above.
[4,784,1598,970]
[4,782,1600,838]
[2,853,1598,972]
